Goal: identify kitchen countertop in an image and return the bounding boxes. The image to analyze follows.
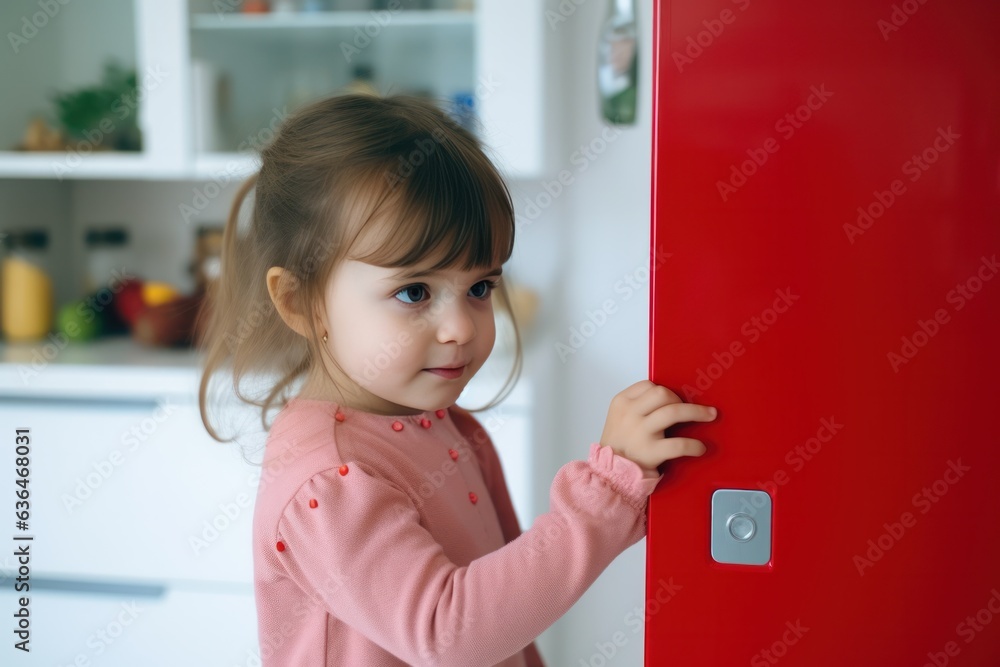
[0,335,202,401]
[0,335,526,407]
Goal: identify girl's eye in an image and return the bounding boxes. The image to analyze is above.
[394,285,428,304]
[470,280,498,300]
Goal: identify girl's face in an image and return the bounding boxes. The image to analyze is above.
[315,255,502,416]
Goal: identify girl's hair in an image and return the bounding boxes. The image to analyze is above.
[197,93,522,443]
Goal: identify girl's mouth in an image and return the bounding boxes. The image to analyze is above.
[424,366,465,379]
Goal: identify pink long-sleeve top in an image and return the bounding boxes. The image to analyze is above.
[252,396,662,666]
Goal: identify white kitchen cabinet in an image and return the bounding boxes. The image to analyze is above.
[0,0,550,180]
[0,397,259,584]
[0,335,533,664]
[0,585,259,666]
[0,338,265,664]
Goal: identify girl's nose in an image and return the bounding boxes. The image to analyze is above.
[435,300,477,345]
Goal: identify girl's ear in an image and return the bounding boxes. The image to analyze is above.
[266,266,311,338]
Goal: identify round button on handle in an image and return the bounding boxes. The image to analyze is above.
[726,512,756,542]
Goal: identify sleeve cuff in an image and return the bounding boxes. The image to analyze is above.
[587,442,663,509]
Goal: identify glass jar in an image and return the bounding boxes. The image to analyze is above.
[84,226,131,294]
[1,229,53,343]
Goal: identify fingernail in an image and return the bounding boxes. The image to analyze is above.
[710,407,718,417]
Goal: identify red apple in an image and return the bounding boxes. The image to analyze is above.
[113,278,146,326]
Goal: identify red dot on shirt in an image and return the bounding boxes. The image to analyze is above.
[391,421,404,431]
[436,409,446,419]
[469,492,478,504]
[334,412,345,422]
[276,541,286,552]
[309,498,318,508]
[420,418,432,428]
[339,465,349,476]
[449,449,459,461]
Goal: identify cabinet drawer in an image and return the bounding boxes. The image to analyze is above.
[0,397,263,584]
[0,578,257,665]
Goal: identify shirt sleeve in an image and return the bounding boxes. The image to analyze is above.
[454,406,543,666]
[273,443,663,667]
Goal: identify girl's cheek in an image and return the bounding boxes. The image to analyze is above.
[408,310,429,333]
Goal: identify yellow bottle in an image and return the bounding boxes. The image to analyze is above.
[2,230,53,342]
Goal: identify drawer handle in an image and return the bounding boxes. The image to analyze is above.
[0,573,167,598]
[0,396,167,411]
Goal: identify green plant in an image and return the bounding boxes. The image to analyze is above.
[51,60,142,151]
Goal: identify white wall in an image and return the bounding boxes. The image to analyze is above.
[527,1,655,665]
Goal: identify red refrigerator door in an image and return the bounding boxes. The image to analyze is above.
[646,0,1000,665]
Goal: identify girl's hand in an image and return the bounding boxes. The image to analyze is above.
[599,380,717,475]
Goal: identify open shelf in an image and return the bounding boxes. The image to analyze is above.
[0,1,546,181]
[190,9,474,32]
[0,152,172,180]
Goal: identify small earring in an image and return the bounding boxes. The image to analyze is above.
[322,332,328,343]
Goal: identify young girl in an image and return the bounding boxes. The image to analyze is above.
[198,93,717,667]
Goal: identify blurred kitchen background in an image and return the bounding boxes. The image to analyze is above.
[0,0,656,664]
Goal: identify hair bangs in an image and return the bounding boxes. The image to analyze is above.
[347,131,515,274]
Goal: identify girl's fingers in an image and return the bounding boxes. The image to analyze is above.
[646,401,717,431]
[620,379,657,401]
[632,383,683,416]
[656,437,708,461]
